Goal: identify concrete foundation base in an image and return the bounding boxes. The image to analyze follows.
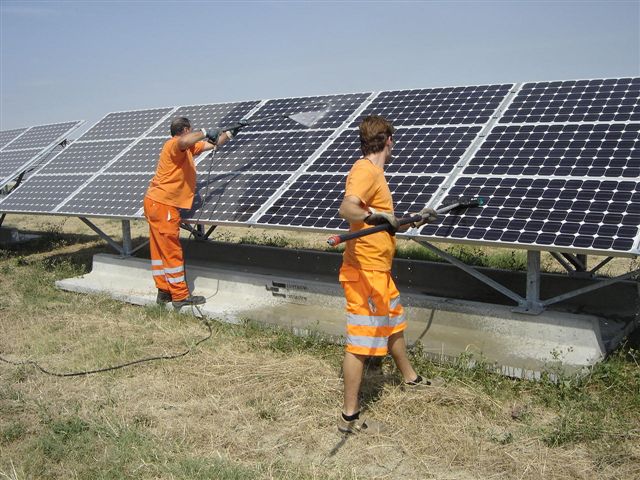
[55,252,623,379]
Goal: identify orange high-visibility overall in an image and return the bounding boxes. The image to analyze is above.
[340,158,406,357]
[143,137,205,301]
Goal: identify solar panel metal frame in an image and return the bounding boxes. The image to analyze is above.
[0,121,84,190]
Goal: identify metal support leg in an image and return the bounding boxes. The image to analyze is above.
[79,217,123,255]
[0,213,5,228]
[122,220,132,256]
[514,251,544,314]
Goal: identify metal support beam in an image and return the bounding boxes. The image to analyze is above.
[180,223,217,241]
[122,220,132,256]
[590,257,614,275]
[513,251,544,314]
[542,268,640,307]
[414,240,528,307]
[0,213,5,228]
[79,217,123,255]
[551,251,575,273]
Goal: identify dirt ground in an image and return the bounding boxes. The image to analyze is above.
[1,213,639,479]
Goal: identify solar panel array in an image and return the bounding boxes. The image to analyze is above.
[0,78,638,257]
[0,121,82,189]
[423,78,640,255]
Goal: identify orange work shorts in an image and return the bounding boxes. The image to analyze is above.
[339,263,407,357]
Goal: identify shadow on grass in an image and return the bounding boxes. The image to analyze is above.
[0,229,150,275]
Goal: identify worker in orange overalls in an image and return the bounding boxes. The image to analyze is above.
[336,115,442,434]
[144,117,242,309]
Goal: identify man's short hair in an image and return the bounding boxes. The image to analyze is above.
[359,115,395,156]
[170,117,191,136]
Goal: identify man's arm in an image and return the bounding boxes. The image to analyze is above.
[178,130,231,152]
[339,195,369,223]
[339,195,400,233]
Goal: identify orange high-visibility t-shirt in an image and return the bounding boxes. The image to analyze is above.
[145,137,206,209]
[342,158,395,271]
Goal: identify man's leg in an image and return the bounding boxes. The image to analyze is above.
[387,277,418,382]
[388,331,418,383]
[343,351,366,415]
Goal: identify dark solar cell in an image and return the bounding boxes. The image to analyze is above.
[501,78,640,123]
[352,84,512,127]
[419,176,640,253]
[59,174,152,217]
[36,140,132,174]
[197,131,331,173]
[147,102,260,137]
[0,174,91,213]
[309,126,481,174]
[183,173,290,223]
[81,108,172,141]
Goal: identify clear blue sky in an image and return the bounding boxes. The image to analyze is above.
[1,0,638,132]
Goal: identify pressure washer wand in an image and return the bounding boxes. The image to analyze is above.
[326,197,485,247]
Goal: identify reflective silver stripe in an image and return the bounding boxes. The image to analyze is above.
[152,270,165,277]
[389,313,406,326]
[164,265,184,274]
[151,260,163,266]
[390,296,401,310]
[346,313,389,327]
[167,275,185,284]
[346,335,388,349]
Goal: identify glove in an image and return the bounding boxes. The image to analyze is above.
[364,208,399,234]
[202,127,221,144]
[221,119,249,139]
[412,207,438,228]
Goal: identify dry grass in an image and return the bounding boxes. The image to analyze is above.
[0,214,639,479]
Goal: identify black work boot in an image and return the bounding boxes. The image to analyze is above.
[172,295,206,309]
[156,289,171,304]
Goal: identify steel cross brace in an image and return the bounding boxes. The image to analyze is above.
[413,240,640,315]
[79,218,148,257]
[180,223,217,241]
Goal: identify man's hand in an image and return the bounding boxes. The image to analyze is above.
[413,207,438,228]
[364,209,399,234]
[203,128,221,144]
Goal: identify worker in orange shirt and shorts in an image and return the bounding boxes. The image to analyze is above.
[144,117,242,309]
[337,115,441,434]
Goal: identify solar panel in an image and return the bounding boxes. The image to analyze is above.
[244,93,369,131]
[80,108,172,141]
[464,123,639,178]
[351,84,512,127]
[416,78,640,255]
[36,140,133,175]
[308,126,482,174]
[0,175,92,213]
[147,102,260,137]
[0,121,82,190]
[0,128,28,149]
[259,173,446,229]
[1,78,638,257]
[196,130,332,173]
[183,173,291,223]
[58,174,152,217]
[422,177,639,252]
[0,149,42,180]
[256,85,510,231]
[500,78,640,124]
